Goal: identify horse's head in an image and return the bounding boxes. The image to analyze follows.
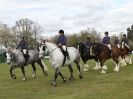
[77,42,86,53]
[37,41,48,59]
[5,46,16,64]
[121,41,125,49]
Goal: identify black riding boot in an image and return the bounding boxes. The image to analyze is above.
[65,51,70,60]
[24,52,29,66]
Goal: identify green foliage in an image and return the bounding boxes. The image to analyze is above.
[127,25,133,47]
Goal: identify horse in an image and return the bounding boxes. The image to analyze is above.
[120,41,132,66]
[90,42,121,73]
[38,41,83,86]
[6,46,48,80]
[77,42,101,71]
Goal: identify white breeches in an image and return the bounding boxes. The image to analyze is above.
[107,44,111,50]
[62,45,67,51]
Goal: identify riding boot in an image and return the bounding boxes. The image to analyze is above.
[65,51,70,60]
[24,53,29,66]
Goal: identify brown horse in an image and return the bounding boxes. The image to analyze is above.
[90,42,121,73]
[120,42,132,66]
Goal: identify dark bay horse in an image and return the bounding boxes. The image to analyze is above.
[90,42,121,73]
[6,46,48,80]
[120,42,132,66]
[77,42,100,71]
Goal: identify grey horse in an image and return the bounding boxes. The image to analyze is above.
[6,47,48,80]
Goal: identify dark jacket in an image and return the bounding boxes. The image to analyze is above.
[85,41,92,49]
[57,35,67,46]
[102,36,110,45]
[17,40,28,50]
[121,38,129,45]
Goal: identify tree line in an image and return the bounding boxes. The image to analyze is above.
[0,18,133,49]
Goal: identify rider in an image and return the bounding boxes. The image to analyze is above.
[121,34,129,48]
[16,36,29,65]
[57,29,70,60]
[85,36,92,54]
[114,36,120,48]
[85,36,92,49]
[102,32,111,50]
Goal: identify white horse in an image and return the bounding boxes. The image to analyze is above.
[38,41,83,86]
[6,46,48,80]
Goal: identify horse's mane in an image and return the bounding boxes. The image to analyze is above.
[45,42,57,47]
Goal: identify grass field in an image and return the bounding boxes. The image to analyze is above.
[0,56,133,99]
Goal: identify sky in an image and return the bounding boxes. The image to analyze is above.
[0,0,133,37]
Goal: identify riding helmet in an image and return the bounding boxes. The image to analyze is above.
[123,34,126,37]
[104,32,108,35]
[59,29,64,34]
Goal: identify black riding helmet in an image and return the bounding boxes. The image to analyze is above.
[59,29,64,34]
[104,32,108,35]
[123,34,126,37]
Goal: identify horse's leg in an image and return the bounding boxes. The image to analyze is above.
[58,71,67,82]
[122,56,127,66]
[113,58,120,72]
[129,55,132,64]
[51,67,59,86]
[37,59,48,76]
[74,61,83,79]
[21,66,26,81]
[10,66,16,79]
[93,60,101,70]
[31,62,36,78]
[83,61,89,72]
[100,59,107,73]
[68,64,74,80]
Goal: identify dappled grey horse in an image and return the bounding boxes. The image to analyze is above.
[38,41,83,86]
[6,47,48,80]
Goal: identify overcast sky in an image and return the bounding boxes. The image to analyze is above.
[0,0,133,37]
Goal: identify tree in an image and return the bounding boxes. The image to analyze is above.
[12,18,42,49]
[127,25,133,47]
[0,23,14,46]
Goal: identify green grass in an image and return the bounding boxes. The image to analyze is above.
[0,56,133,99]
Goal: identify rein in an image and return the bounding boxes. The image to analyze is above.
[46,46,58,54]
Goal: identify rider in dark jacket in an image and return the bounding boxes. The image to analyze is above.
[114,36,120,48]
[17,37,29,65]
[121,34,129,48]
[85,36,92,49]
[57,30,70,60]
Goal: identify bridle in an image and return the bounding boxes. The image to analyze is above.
[42,44,58,54]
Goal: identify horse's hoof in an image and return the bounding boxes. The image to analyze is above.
[79,74,83,79]
[83,68,89,72]
[12,75,16,79]
[69,76,74,80]
[32,74,36,78]
[51,82,57,87]
[44,72,48,76]
[23,78,26,81]
[63,77,67,82]
[101,70,106,74]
